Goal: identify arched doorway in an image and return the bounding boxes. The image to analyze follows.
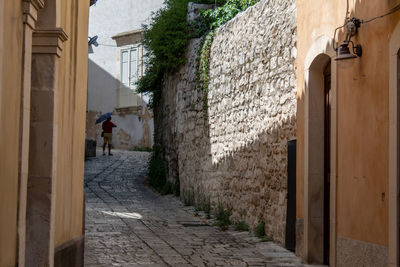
[305,54,331,264]
[303,35,337,266]
[323,60,331,265]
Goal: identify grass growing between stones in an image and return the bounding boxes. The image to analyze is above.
[259,236,274,242]
[182,188,211,218]
[214,203,231,230]
[131,146,153,152]
[234,220,249,231]
[254,221,265,237]
[173,176,180,197]
[160,181,174,195]
[182,188,196,206]
[147,145,180,196]
[254,221,273,242]
[196,192,211,218]
[147,146,168,192]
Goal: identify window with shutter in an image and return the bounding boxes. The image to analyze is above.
[130,48,138,89]
[121,50,129,86]
[120,47,139,90]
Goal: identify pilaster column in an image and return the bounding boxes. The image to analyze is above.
[17,1,45,266]
[26,27,68,267]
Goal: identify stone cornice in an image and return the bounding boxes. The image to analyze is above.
[112,30,144,47]
[25,0,45,10]
[32,28,69,57]
[114,106,142,116]
[34,29,68,42]
[23,0,45,29]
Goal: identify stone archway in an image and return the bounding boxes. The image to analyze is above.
[388,21,400,267]
[303,35,337,266]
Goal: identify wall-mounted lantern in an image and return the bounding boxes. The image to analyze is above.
[335,18,362,61]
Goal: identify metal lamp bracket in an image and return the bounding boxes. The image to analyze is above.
[354,44,362,57]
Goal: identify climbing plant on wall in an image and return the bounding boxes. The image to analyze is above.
[137,0,226,108]
[198,0,259,32]
[196,0,259,117]
[137,0,259,108]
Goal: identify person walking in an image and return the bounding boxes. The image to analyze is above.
[102,117,117,155]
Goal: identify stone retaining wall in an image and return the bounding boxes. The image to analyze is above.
[155,0,297,244]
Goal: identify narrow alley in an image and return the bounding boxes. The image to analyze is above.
[84,151,303,267]
[1,0,399,266]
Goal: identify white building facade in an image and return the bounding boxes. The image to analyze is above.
[87,0,163,149]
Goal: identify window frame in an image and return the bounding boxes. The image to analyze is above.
[120,45,140,90]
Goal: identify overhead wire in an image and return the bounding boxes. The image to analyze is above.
[333,0,350,50]
[97,43,145,48]
[98,43,118,47]
[361,3,400,24]
[333,0,349,51]
[334,1,400,50]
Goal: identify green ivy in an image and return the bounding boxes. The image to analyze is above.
[197,29,216,119]
[199,0,259,31]
[137,0,259,109]
[137,0,225,108]
[196,0,259,118]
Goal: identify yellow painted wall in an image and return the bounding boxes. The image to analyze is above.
[0,0,90,260]
[297,0,400,247]
[0,1,24,265]
[54,0,89,247]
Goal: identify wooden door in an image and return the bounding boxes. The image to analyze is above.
[323,61,331,265]
[285,140,296,252]
[397,49,400,265]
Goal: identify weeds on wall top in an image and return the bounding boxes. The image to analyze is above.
[197,0,259,33]
[137,0,225,108]
[137,0,259,109]
[195,0,259,118]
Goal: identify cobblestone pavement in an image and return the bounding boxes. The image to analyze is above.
[84,150,304,267]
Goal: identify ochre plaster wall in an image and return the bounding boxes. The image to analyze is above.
[297,0,400,261]
[296,0,346,224]
[0,1,24,265]
[54,0,89,248]
[0,0,89,263]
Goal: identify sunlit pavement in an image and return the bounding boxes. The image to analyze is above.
[84,150,304,266]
